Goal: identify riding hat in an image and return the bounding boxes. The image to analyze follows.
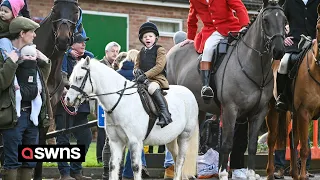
[73,32,89,43]
[9,16,40,34]
[138,22,159,40]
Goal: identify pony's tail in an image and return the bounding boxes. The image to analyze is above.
[182,121,199,178]
[276,111,288,148]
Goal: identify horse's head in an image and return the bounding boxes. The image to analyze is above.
[65,56,94,107]
[51,0,79,51]
[259,0,286,59]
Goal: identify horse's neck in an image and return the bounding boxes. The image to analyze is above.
[92,63,136,111]
[239,18,272,69]
[34,17,55,57]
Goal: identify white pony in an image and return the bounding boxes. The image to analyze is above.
[64,57,199,180]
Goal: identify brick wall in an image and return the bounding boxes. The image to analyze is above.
[28,0,189,51]
[28,0,256,51]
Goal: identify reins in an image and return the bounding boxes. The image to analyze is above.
[68,66,138,115]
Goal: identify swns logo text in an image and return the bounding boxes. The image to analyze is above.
[18,145,85,162]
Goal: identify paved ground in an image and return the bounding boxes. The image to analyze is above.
[39,174,320,180]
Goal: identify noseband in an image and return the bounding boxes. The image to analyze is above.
[51,0,78,51]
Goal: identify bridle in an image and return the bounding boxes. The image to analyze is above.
[51,0,78,52]
[241,5,285,56]
[47,0,78,99]
[69,66,137,114]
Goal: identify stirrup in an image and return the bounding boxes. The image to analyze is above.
[201,86,214,98]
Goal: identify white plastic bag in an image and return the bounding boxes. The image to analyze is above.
[197,148,219,179]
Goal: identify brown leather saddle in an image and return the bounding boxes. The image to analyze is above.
[137,83,168,139]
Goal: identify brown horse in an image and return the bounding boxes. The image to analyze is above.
[32,0,79,179]
[266,5,320,180]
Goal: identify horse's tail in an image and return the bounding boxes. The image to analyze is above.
[276,111,289,149]
[182,121,199,178]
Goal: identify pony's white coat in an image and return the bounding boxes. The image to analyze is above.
[65,57,199,180]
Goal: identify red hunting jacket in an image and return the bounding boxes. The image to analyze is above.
[187,0,250,53]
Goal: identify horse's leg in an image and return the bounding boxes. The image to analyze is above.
[174,131,191,180]
[129,141,143,180]
[290,113,299,180]
[219,108,237,180]
[108,139,125,180]
[166,139,178,164]
[266,100,279,180]
[296,108,310,180]
[247,107,269,180]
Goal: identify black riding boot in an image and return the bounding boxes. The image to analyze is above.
[276,73,288,112]
[152,89,172,128]
[200,61,213,104]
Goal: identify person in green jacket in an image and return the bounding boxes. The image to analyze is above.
[0,17,52,180]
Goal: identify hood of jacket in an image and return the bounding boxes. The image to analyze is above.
[121,61,134,70]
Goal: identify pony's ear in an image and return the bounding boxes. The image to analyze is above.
[263,0,269,7]
[84,56,90,66]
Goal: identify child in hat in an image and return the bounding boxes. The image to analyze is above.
[134,22,172,128]
[0,0,24,37]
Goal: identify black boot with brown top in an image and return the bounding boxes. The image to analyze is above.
[200,61,213,104]
[152,89,172,128]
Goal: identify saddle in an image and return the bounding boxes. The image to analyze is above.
[283,35,313,112]
[197,34,239,106]
[137,83,167,139]
[288,35,313,80]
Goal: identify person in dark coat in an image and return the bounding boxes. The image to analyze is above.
[273,0,319,178]
[275,0,320,112]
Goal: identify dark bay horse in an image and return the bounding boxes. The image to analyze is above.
[266,5,320,180]
[167,0,286,179]
[32,0,79,179]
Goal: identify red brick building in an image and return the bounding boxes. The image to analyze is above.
[28,0,261,58]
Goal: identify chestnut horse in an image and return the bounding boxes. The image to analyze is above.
[266,5,320,180]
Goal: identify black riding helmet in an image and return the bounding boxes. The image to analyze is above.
[138,22,159,44]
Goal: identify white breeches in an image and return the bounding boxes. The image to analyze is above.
[278,53,291,74]
[147,82,160,95]
[202,31,226,62]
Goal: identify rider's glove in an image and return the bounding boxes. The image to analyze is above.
[137,74,147,84]
[239,26,248,34]
[134,69,144,77]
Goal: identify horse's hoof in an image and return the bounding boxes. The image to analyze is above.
[218,169,228,180]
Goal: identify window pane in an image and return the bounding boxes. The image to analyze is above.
[150,21,179,33]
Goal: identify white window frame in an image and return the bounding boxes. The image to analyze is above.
[147,17,183,37]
